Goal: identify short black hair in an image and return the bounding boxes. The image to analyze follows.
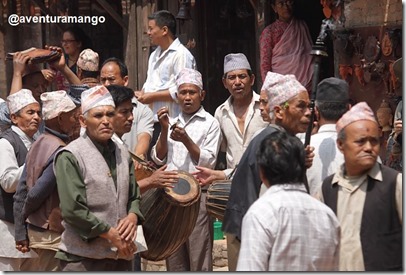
[107,85,134,107]
[316,101,349,121]
[256,131,305,185]
[101,57,128,78]
[148,10,176,37]
[80,70,99,78]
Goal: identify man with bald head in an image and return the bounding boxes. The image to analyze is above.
[317,102,402,271]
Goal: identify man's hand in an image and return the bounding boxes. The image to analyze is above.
[45,45,66,71]
[146,164,179,189]
[100,227,135,258]
[15,239,30,253]
[135,90,151,104]
[170,125,189,143]
[41,69,55,83]
[305,145,315,169]
[157,107,170,130]
[192,166,226,186]
[116,213,138,242]
[13,52,30,77]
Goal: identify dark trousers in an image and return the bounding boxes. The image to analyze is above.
[59,258,132,271]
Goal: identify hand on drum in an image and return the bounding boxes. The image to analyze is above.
[147,164,179,189]
[45,45,65,71]
[192,166,226,186]
[305,145,315,169]
[116,212,138,242]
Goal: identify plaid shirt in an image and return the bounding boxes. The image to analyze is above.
[237,183,340,271]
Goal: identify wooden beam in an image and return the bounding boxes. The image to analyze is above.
[29,0,64,32]
[95,0,128,33]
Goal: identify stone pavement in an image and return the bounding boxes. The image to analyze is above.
[141,239,228,271]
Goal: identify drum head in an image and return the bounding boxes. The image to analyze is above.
[165,170,200,206]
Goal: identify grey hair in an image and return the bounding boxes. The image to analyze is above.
[337,128,346,141]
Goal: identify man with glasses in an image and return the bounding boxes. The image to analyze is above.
[223,71,315,271]
[259,0,314,91]
[193,53,268,271]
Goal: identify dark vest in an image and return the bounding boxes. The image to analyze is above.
[322,165,402,271]
[0,128,28,223]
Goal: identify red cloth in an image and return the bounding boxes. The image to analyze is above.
[259,18,314,91]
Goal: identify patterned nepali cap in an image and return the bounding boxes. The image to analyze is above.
[223,53,251,74]
[176,68,203,90]
[77,49,99,72]
[81,85,115,114]
[261,72,307,110]
[7,89,39,114]
[40,90,77,120]
[336,102,377,133]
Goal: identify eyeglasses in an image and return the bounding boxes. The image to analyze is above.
[61,39,77,44]
[275,0,294,8]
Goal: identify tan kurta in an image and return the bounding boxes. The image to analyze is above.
[316,162,402,271]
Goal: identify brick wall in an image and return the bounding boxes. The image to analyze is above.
[344,0,402,28]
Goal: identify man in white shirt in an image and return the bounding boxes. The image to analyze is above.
[237,131,340,271]
[152,68,221,271]
[134,10,196,156]
[305,77,351,195]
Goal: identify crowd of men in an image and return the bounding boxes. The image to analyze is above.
[0,9,402,272]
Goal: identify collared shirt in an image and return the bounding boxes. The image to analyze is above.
[316,162,403,271]
[0,125,34,192]
[214,92,268,176]
[142,38,196,122]
[151,106,221,173]
[305,124,344,195]
[237,183,340,271]
[121,97,154,153]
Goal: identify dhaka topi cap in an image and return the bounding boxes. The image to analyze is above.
[40,90,77,120]
[176,68,203,90]
[336,102,377,133]
[81,85,115,114]
[77,49,99,72]
[261,72,307,110]
[316,77,349,103]
[223,53,251,74]
[7,89,39,114]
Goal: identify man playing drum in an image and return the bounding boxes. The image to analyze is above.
[151,68,221,271]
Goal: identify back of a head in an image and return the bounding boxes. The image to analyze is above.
[316,77,350,121]
[256,131,305,185]
[101,57,128,78]
[106,85,134,107]
[148,10,176,37]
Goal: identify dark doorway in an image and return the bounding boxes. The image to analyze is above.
[195,0,257,115]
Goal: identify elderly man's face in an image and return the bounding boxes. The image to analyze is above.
[80,106,115,144]
[10,103,42,138]
[177,83,205,115]
[100,62,128,87]
[222,69,254,101]
[59,107,81,139]
[259,90,271,122]
[112,99,134,138]
[276,91,311,135]
[337,120,380,176]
